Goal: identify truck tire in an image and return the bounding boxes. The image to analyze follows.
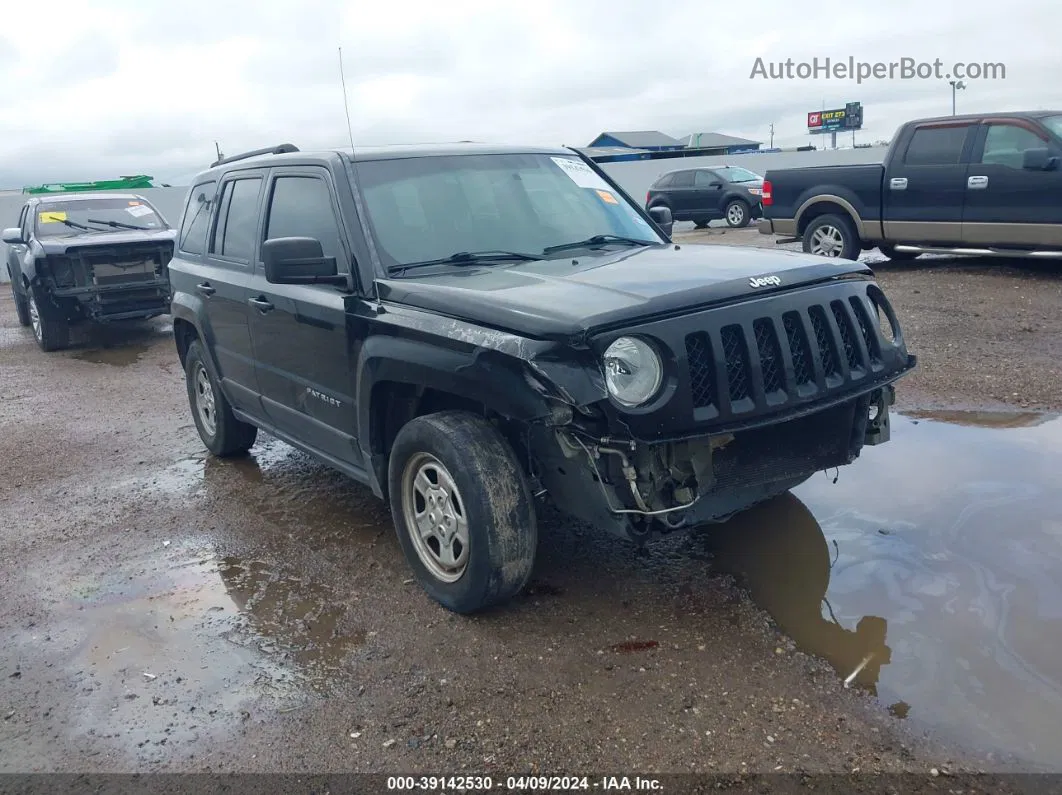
[694,218,710,229]
[802,214,859,260]
[184,340,258,457]
[878,244,920,261]
[725,199,751,228]
[388,410,537,614]
[27,284,69,352]
[10,276,31,327]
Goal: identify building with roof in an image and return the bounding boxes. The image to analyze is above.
[680,133,762,154]
[586,131,685,151]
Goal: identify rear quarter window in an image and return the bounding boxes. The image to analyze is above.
[178,180,217,255]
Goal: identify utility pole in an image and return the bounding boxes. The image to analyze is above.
[769,123,774,148]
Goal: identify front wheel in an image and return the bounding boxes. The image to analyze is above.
[388,411,537,614]
[184,340,258,456]
[10,276,31,327]
[725,200,750,228]
[802,214,860,260]
[27,284,69,352]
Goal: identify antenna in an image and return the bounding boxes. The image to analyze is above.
[338,47,357,154]
[214,141,223,162]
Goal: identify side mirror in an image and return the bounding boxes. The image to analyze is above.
[1022,147,1059,171]
[262,237,346,285]
[648,206,673,237]
[2,227,24,245]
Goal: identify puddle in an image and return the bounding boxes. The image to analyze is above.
[706,410,1062,769]
[71,343,150,367]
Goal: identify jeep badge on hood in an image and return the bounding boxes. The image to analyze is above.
[750,275,782,288]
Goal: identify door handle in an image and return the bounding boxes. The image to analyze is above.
[968,175,989,189]
[888,177,908,190]
[248,296,274,312]
[196,282,216,297]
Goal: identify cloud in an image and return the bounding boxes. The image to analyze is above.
[0,0,1056,188]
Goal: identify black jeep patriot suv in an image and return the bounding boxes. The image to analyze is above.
[169,142,915,613]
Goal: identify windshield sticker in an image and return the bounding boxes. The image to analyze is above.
[550,157,611,190]
[126,204,153,218]
[595,189,618,204]
[39,211,67,224]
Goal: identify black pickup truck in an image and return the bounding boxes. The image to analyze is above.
[168,142,915,613]
[758,110,1062,261]
[4,193,176,351]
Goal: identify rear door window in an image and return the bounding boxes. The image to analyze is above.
[211,177,263,262]
[670,171,694,187]
[903,125,973,165]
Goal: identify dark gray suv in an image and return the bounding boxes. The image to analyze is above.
[646,165,764,229]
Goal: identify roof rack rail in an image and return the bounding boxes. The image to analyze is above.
[211,143,299,168]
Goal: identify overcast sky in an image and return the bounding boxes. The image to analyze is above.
[0,0,1056,187]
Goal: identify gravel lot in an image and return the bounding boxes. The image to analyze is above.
[1,231,1058,792]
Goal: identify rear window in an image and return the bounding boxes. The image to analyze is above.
[903,125,972,165]
[653,173,674,188]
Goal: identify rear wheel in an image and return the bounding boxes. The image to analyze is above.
[802,214,860,260]
[388,410,537,614]
[10,275,30,327]
[725,199,751,228]
[184,340,258,456]
[27,284,69,352]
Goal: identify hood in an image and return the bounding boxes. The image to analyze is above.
[377,243,872,339]
[36,228,176,255]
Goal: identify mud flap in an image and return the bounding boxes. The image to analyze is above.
[864,386,894,446]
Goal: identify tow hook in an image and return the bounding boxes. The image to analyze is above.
[865,386,893,445]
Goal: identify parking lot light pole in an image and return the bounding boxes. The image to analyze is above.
[949,80,966,115]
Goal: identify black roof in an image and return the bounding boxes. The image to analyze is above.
[196,142,577,180]
[910,110,1061,124]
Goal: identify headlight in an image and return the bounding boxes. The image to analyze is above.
[603,336,663,407]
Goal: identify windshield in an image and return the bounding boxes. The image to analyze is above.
[1041,114,1062,140]
[714,166,761,183]
[33,197,166,237]
[355,153,662,269]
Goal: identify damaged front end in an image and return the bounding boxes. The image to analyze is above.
[519,279,914,542]
[36,239,175,321]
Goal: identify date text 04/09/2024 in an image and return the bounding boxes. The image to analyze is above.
[386,776,663,791]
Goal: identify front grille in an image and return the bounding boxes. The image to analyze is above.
[685,291,889,415]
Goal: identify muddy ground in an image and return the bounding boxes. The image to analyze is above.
[0,242,1060,790]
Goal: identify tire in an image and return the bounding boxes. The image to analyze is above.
[10,275,31,327]
[693,219,710,229]
[802,213,860,260]
[878,244,920,261]
[388,410,537,614]
[27,284,69,352]
[184,340,258,457]
[724,199,751,228]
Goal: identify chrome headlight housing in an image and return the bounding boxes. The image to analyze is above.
[602,336,663,407]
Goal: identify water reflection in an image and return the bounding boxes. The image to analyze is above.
[731,411,1062,770]
[706,494,892,694]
